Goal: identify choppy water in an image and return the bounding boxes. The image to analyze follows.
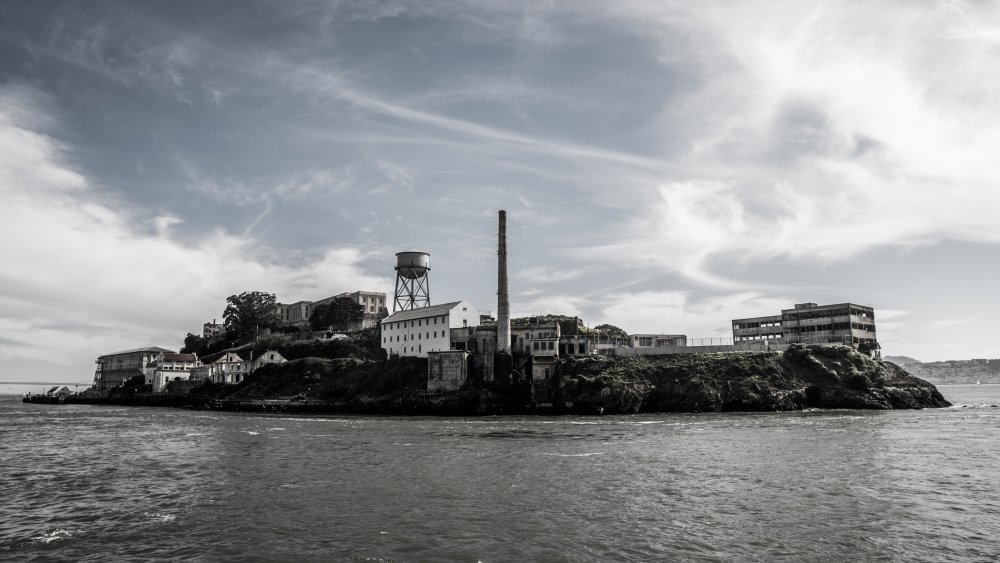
[1,385,998,562]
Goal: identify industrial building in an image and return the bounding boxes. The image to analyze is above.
[93,346,174,390]
[732,302,878,349]
[380,301,480,358]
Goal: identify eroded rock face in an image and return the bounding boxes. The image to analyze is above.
[195,344,949,415]
[554,345,950,414]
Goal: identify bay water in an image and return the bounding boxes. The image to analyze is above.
[1,385,998,562]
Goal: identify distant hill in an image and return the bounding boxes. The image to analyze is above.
[904,358,1000,385]
[884,355,922,365]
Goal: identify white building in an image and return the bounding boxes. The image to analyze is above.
[144,352,200,392]
[253,349,287,371]
[211,351,250,384]
[381,301,479,358]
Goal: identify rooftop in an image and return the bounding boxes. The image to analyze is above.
[382,301,464,323]
[100,346,174,358]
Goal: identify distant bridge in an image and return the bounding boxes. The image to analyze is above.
[0,382,90,387]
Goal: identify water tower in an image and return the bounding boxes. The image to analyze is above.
[393,251,431,311]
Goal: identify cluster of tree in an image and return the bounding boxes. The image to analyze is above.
[180,332,232,358]
[510,314,586,335]
[508,315,631,341]
[179,290,373,362]
[593,324,628,342]
[224,291,278,343]
[309,297,365,332]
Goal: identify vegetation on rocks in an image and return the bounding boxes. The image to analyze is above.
[190,343,949,415]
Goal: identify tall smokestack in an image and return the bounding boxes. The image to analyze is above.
[497,210,511,353]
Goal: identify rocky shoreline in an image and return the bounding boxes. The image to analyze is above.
[188,345,950,414]
[44,345,949,415]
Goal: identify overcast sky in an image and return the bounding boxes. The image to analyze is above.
[2,0,999,390]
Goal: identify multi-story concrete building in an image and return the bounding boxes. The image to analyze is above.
[381,301,479,358]
[202,321,224,339]
[275,290,388,330]
[510,321,560,384]
[93,347,174,390]
[732,302,877,349]
[559,334,594,358]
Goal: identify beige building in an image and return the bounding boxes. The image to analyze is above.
[276,290,388,330]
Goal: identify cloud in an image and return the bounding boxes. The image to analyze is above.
[568,0,1000,285]
[595,291,792,338]
[0,86,390,377]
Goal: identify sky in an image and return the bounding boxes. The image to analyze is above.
[2,0,999,391]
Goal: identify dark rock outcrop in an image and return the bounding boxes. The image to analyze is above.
[187,344,948,415]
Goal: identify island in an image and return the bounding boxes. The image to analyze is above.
[52,343,947,415]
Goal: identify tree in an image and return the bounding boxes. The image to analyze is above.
[223,291,278,344]
[594,324,628,343]
[181,333,206,354]
[309,297,365,332]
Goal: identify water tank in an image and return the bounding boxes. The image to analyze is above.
[395,251,430,280]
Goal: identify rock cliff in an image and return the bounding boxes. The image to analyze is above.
[195,344,949,414]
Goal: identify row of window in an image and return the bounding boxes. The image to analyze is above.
[384,331,446,343]
[736,334,783,342]
[784,308,874,321]
[389,345,424,354]
[733,320,783,330]
[385,316,448,330]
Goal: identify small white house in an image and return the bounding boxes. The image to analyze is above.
[253,349,287,371]
[380,300,479,358]
[145,352,200,392]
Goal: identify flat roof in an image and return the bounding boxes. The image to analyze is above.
[100,346,174,358]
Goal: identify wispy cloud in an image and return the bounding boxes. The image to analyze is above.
[0,86,390,373]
